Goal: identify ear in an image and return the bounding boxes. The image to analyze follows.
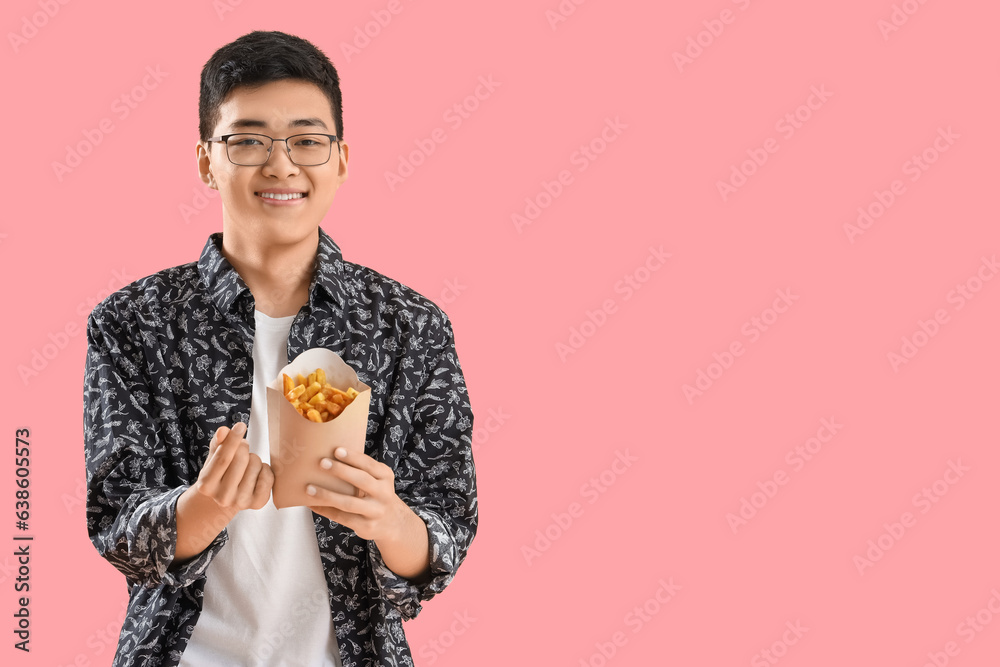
[197,140,217,189]
[336,141,349,184]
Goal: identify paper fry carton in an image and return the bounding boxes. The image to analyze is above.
[266,347,371,509]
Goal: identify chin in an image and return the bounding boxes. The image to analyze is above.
[268,220,322,240]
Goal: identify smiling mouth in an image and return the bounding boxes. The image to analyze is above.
[255,192,307,200]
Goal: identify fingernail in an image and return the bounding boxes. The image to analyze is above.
[233,422,247,435]
[306,485,317,496]
[335,447,347,458]
[320,458,333,469]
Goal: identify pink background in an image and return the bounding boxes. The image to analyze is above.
[2,1,999,665]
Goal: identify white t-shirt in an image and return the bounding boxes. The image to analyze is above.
[180,310,342,667]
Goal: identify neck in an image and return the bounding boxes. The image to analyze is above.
[221,228,318,318]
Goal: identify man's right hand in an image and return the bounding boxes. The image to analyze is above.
[193,422,274,512]
[170,422,274,569]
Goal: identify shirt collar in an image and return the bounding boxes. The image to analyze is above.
[312,227,350,308]
[197,227,349,316]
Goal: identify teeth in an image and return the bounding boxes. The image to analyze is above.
[258,192,305,200]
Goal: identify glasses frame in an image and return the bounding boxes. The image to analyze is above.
[205,132,341,166]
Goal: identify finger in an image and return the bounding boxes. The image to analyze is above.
[319,457,379,498]
[206,422,246,468]
[209,426,230,456]
[330,447,392,481]
[308,504,361,530]
[220,421,248,450]
[198,422,246,489]
[197,425,234,488]
[250,463,275,510]
[217,440,250,506]
[236,453,263,508]
[305,483,368,516]
[214,421,249,471]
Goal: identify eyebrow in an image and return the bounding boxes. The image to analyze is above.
[227,117,330,131]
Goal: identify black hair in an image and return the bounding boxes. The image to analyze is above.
[198,31,343,141]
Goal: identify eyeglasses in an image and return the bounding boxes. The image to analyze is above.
[205,133,341,166]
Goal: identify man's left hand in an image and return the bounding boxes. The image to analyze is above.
[306,447,410,543]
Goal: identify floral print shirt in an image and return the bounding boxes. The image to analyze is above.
[83,229,477,666]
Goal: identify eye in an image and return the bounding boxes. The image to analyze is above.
[230,136,265,147]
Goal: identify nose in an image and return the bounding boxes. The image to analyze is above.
[261,138,300,177]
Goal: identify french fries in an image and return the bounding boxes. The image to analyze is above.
[282,368,360,423]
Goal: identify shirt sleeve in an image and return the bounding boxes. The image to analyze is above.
[368,314,478,620]
[83,303,228,590]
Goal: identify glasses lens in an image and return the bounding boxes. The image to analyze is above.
[226,134,270,165]
[287,134,333,166]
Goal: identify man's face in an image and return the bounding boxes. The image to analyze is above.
[197,79,348,249]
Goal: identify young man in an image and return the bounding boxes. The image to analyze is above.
[83,31,477,667]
